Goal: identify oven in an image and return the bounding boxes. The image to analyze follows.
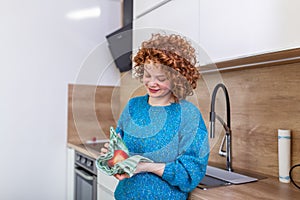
[74,151,97,200]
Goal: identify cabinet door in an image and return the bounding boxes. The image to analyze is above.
[67,147,75,200]
[97,171,119,200]
[133,0,200,49]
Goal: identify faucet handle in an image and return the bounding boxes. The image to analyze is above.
[209,111,216,138]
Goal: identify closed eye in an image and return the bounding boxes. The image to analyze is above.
[157,77,167,82]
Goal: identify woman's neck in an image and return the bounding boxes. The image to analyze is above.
[148,95,175,106]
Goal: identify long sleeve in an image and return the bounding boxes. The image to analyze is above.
[115,100,130,138]
[162,111,209,192]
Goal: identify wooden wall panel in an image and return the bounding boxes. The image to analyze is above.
[67,84,120,145]
[197,63,300,181]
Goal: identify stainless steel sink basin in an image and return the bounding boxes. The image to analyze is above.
[198,175,232,190]
[198,166,263,190]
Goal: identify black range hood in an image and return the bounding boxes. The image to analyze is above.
[106,0,133,73]
[106,0,172,73]
[106,23,132,73]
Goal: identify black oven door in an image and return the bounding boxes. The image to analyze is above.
[74,167,97,200]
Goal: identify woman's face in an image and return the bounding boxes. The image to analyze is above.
[143,63,173,105]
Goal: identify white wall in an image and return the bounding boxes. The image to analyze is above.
[0,1,120,200]
[133,0,300,63]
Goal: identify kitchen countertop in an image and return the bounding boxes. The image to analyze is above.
[190,176,300,200]
[68,143,300,199]
[68,143,102,159]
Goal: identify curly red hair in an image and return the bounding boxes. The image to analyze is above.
[133,33,200,102]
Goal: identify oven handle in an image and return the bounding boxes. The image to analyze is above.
[75,168,94,181]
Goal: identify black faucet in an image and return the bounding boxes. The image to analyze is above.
[209,83,233,172]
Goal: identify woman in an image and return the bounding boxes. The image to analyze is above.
[105,33,209,199]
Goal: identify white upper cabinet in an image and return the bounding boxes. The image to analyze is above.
[132,0,200,55]
[133,0,300,63]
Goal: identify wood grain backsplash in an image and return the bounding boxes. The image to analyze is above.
[67,84,120,145]
[197,62,300,181]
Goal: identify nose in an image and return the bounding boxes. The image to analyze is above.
[147,79,158,87]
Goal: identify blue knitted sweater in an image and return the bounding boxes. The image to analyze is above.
[114,95,209,200]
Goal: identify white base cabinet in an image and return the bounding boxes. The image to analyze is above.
[97,171,119,200]
[67,147,75,200]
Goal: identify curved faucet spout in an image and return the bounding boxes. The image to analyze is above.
[210,83,231,138]
[209,83,233,171]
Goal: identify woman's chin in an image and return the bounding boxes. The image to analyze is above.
[147,90,159,96]
[148,92,161,98]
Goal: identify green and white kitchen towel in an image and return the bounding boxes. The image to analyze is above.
[96,127,153,177]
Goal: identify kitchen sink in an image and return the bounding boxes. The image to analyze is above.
[197,166,264,190]
[198,175,232,190]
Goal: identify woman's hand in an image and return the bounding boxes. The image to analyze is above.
[100,142,109,156]
[100,142,130,180]
[114,173,130,180]
[100,133,122,156]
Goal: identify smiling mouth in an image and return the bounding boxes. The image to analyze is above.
[148,88,159,93]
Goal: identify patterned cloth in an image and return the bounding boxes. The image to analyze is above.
[96,127,153,177]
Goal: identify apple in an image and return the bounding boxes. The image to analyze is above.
[107,150,129,167]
